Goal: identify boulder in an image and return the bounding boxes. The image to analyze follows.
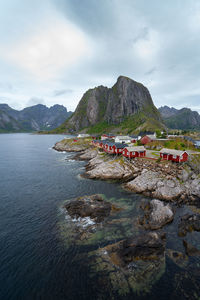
[183,240,200,256]
[139,199,174,230]
[166,249,188,268]
[75,149,98,160]
[125,171,160,193]
[65,194,115,223]
[118,231,166,264]
[178,214,200,237]
[85,155,134,181]
[153,179,183,201]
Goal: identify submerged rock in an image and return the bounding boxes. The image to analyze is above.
[166,249,188,268]
[117,231,166,264]
[64,194,119,223]
[183,240,200,256]
[172,265,200,300]
[178,214,200,237]
[89,231,166,296]
[139,199,174,230]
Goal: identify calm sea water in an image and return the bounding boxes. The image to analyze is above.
[0,134,200,300]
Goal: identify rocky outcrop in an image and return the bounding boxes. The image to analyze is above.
[178,214,200,237]
[75,149,98,160]
[65,194,121,223]
[89,231,166,295]
[139,199,174,230]
[117,231,166,264]
[53,139,90,152]
[85,154,135,181]
[125,170,184,201]
[58,76,164,133]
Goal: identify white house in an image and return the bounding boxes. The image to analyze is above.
[114,136,132,144]
[77,134,90,138]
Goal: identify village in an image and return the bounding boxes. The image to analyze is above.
[75,132,200,163]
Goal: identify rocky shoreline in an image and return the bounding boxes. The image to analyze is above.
[55,140,200,297]
[54,140,200,204]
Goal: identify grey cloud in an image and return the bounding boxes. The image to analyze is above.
[53,89,73,97]
[26,97,46,107]
[1,0,200,112]
[145,68,156,76]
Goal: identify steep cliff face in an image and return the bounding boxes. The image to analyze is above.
[159,106,200,130]
[64,76,163,133]
[0,104,73,132]
[0,109,22,132]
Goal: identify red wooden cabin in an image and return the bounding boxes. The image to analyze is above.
[160,148,188,162]
[122,146,146,158]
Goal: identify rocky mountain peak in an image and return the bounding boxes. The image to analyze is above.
[60,75,164,133]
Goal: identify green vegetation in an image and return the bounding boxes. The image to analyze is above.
[148,137,199,152]
[87,121,113,134]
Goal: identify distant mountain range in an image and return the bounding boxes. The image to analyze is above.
[159,106,200,130]
[0,104,73,132]
[54,76,165,134]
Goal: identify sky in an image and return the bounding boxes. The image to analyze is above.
[0,0,200,112]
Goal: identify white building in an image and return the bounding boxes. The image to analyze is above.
[114,136,132,144]
[77,134,90,138]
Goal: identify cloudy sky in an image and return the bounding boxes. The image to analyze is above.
[0,0,200,112]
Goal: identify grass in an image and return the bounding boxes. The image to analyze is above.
[147,138,199,152]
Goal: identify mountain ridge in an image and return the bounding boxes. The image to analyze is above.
[159,105,200,130]
[0,103,73,132]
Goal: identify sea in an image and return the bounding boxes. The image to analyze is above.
[0,133,200,300]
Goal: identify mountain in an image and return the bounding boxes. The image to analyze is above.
[159,106,200,130]
[0,104,73,132]
[55,76,164,134]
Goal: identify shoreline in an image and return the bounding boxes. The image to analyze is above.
[53,139,200,205]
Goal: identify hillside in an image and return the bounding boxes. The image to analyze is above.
[159,106,200,130]
[54,76,164,134]
[0,104,73,132]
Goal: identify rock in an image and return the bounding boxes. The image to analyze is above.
[166,249,188,268]
[178,214,200,237]
[125,170,184,201]
[172,269,200,300]
[166,180,175,188]
[88,231,166,295]
[85,155,134,181]
[117,231,166,265]
[125,171,160,193]
[153,180,183,201]
[75,149,98,160]
[64,194,117,223]
[181,169,189,182]
[189,179,200,198]
[139,199,174,230]
[183,240,200,256]
[53,140,88,152]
